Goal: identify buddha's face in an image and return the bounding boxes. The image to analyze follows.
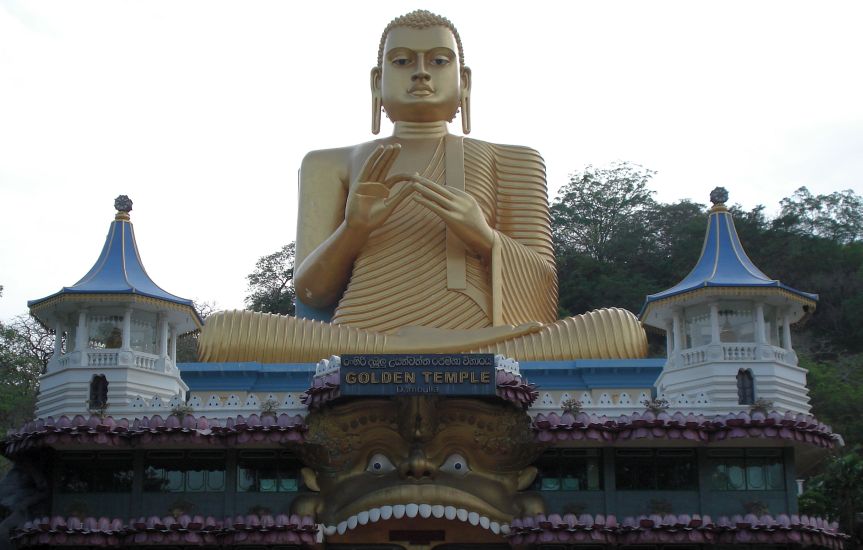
[293,398,543,540]
[376,26,469,123]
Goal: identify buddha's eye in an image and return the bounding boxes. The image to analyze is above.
[366,453,396,474]
[431,56,450,66]
[440,453,470,476]
[392,57,411,66]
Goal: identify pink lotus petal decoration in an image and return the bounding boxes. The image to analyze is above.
[531,409,838,448]
[1,412,308,457]
[9,514,319,547]
[505,512,848,548]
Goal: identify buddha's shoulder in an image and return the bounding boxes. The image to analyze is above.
[463,138,545,168]
[463,138,544,163]
[301,140,389,171]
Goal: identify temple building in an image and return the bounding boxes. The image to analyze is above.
[0,189,845,550]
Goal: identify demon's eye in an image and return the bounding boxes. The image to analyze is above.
[366,453,396,474]
[440,453,470,476]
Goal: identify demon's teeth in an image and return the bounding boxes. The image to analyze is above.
[325,504,511,538]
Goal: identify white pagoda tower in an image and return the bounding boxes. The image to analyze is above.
[28,196,202,418]
[640,188,818,414]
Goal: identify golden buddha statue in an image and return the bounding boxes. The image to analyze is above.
[199,10,646,363]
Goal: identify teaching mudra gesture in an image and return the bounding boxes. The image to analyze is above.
[199,10,647,363]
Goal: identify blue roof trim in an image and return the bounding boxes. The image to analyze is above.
[28,219,201,321]
[640,210,817,315]
[180,362,317,393]
[178,359,665,393]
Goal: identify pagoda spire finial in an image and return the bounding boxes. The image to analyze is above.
[114,195,133,221]
[709,187,728,212]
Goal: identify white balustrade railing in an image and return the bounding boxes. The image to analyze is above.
[88,350,118,367]
[681,348,706,366]
[722,343,757,361]
[673,343,792,368]
[135,353,159,371]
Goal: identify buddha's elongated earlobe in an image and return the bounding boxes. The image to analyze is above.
[370,67,382,135]
[461,66,472,135]
[461,96,471,135]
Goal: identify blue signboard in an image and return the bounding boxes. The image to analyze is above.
[340,354,496,396]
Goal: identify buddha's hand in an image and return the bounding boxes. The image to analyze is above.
[411,174,495,261]
[345,144,415,233]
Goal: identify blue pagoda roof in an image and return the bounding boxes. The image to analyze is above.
[29,199,201,325]
[641,193,817,318]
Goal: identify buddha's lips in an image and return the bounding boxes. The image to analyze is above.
[321,502,512,537]
[409,85,434,94]
[325,483,510,526]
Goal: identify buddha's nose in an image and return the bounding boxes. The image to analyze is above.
[400,445,436,480]
[412,58,431,81]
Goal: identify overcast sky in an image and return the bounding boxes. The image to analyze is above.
[2,0,862,321]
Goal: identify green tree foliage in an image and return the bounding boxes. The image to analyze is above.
[552,163,708,317]
[0,288,43,475]
[803,354,863,446]
[552,161,656,263]
[799,447,863,543]
[776,187,863,244]
[245,243,296,316]
[0,323,41,430]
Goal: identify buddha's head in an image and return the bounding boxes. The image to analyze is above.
[291,396,544,541]
[371,10,471,134]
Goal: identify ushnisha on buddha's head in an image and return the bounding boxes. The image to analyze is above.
[371,10,471,134]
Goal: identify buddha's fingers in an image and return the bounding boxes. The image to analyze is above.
[369,144,402,182]
[357,145,385,182]
[382,181,417,213]
[411,173,458,201]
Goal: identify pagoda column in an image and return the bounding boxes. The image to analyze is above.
[665,320,673,355]
[672,310,683,365]
[53,321,63,356]
[159,315,169,358]
[170,325,178,363]
[709,303,720,344]
[783,310,793,351]
[755,302,766,344]
[75,310,88,352]
[122,308,133,351]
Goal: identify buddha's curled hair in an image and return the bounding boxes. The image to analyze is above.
[377,10,465,68]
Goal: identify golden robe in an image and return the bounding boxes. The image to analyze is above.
[332,137,557,332]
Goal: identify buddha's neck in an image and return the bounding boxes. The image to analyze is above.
[393,121,448,139]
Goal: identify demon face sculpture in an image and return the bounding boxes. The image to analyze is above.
[291,396,545,543]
